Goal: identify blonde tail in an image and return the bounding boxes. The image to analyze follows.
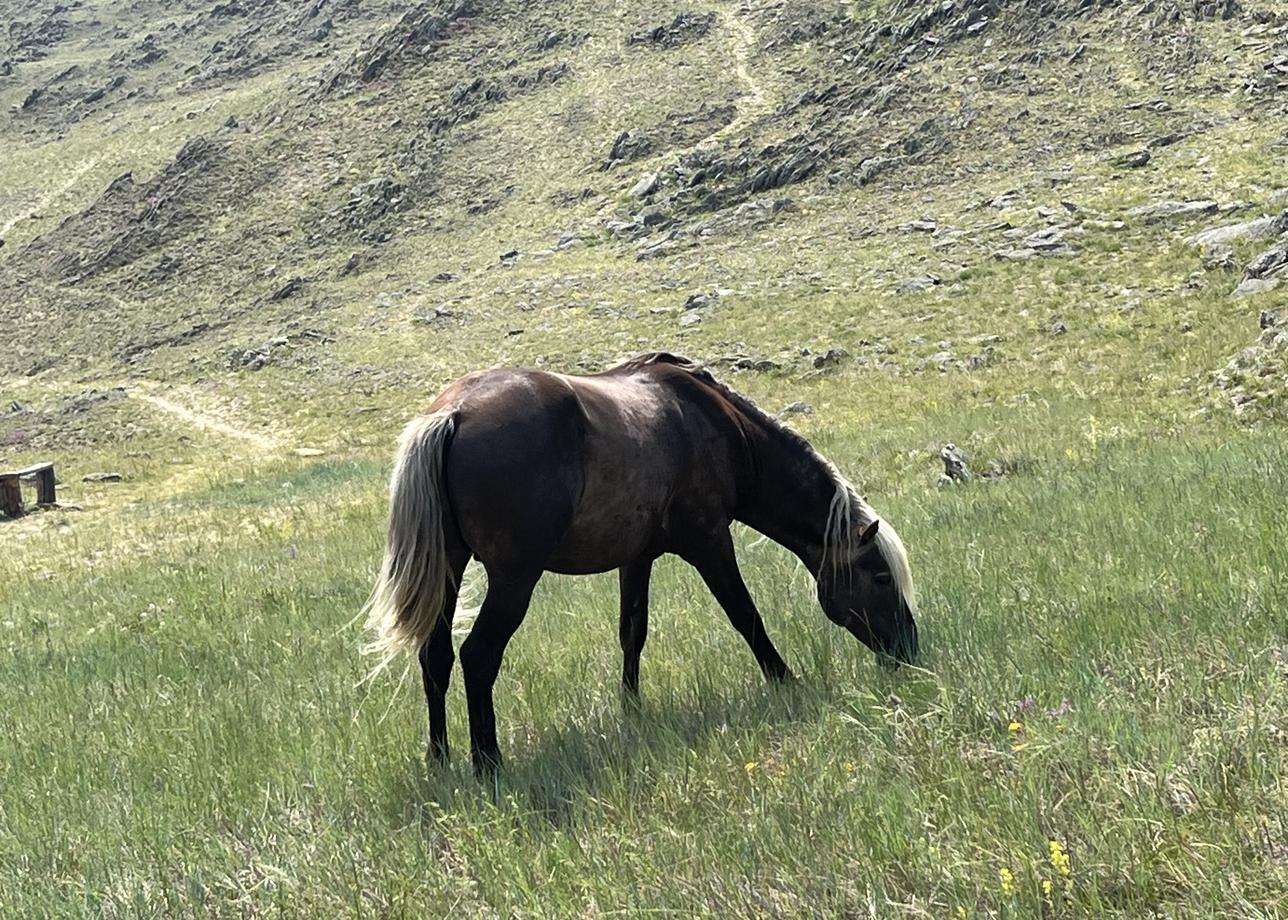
[364,410,457,669]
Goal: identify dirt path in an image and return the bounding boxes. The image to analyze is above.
[702,7,770,149]
[0,156,101,237]
[135,385,282,453]
[604,4,772,194]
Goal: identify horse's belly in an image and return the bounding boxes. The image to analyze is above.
[545,506,660,574]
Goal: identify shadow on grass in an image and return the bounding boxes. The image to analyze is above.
[383,676,840,826]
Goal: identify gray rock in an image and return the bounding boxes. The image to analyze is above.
[939,443,971,485]
[994,247,1038,261]
[636,205,668,227]
[1200,243,1235,271]
[1244,246,1288,280]
[82,472,123,483]
[989,190,1022,209]
[1051,320,1068,335]
[269,277,304,301]
[678,310,702,327]
[1188,211,1288,247]
[812,348,849,369]
[1118,149,1151,168]
[1023,226,1076,255]
[631,173,660,198]
[780,401,813,416]
[896,273,941,293]
[1233,277,1282,298]
[1127,200,1219,224]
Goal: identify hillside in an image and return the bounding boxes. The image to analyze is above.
[2,0,1286,916]
[3,0,1285,459]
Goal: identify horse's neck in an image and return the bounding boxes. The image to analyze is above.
[735,418,839,572]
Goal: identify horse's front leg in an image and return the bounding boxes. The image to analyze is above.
[459,569,540,776]
[680,529,793,682]
[618,556,654,704]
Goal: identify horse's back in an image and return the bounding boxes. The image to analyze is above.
[432,361,743,574]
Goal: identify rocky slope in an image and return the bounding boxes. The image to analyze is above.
[2,0,1286,454]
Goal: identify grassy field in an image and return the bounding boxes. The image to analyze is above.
[3,0,1287,915]
[3,409,1285,917]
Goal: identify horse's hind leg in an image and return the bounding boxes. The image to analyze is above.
[418,547,470,764]
[459,568,540,776]
[618,556,654,703]
[418,587,458,765]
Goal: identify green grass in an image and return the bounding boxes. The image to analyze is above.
[3,0,1288,914]
[2,423,1284,917]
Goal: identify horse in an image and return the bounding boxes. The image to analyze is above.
[365,352,919,775]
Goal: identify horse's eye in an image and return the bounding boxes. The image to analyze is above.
[874,572,893,584]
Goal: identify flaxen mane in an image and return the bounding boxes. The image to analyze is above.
[618,353,917,613]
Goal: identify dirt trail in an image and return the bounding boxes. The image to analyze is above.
[609,4,772,188]
[0,157,101,237]
[702,7,770,149]
[135,384,282,453]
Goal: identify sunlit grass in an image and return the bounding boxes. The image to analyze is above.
[3,0,1287,915]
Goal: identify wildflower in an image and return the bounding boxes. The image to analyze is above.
[999,867,1016,896]
[1008,721,1023,733]
[843,761,855,772]
[745,761,757,772]
[1042,879,1053,898]
[1049,839,1071,877]
[1045,699,1072,718]
[956,907,967,919]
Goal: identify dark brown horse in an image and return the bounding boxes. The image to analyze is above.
[366,353,918,774]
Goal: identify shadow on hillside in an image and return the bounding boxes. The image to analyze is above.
[383,676,840,826]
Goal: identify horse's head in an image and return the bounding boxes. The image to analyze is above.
[816,517,919,665]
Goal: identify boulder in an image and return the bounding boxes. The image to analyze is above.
[1188,210,1288,247]
[1127,200,1219,224]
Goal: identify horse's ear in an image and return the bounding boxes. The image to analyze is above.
[858,519,880,546]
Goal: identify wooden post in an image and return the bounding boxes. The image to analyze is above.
[0,475,21,518]
[30,463,56,506]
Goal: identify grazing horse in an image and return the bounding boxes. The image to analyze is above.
[366,353,919,774]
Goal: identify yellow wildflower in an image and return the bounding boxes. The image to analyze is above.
[1049,839,1071,877]
[1042,879,1053,898]
[745,761,757,772]
[999,867,1016,896]
[956,907,967,919]
[1008,721,1023,732]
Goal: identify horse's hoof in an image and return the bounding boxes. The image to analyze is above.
[620,686,643,713]
[471,751,502,780]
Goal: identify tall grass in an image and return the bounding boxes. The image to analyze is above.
[2,430,1283,917]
